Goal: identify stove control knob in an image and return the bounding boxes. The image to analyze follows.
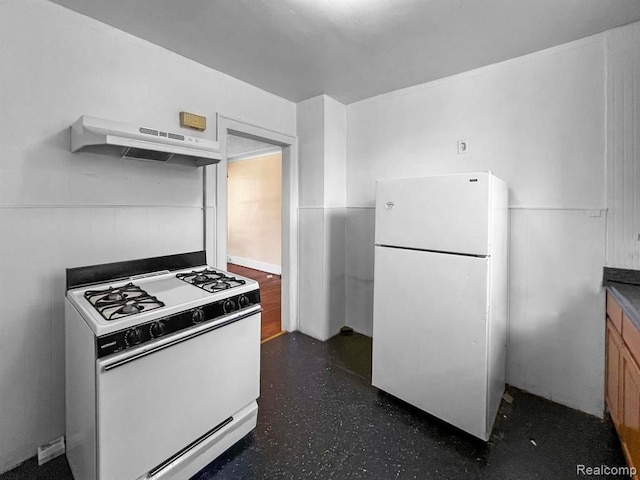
[192,308,205,325]
[238,295,250,309]
[223,299,237,314]
[124,328,142,346]
[149,321,166,338]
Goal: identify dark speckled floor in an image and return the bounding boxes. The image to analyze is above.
[2,332,627,480]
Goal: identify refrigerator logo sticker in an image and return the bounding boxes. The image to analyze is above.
[385,201,395,210]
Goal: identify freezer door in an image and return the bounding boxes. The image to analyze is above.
[372,246,490,440]
[375,172,490,256]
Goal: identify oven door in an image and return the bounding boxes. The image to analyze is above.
[95,307,260,480]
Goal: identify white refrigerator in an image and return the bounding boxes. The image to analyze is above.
[372,171,508,441]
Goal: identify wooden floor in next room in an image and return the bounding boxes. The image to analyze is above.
[227,263,282,342]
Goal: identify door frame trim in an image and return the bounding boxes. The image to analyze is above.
[205,115,298,333]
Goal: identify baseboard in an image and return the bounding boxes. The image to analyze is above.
[261,331,286,344]
[228,255,281,275]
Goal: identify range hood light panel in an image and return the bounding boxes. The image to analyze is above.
[122,147,173,162]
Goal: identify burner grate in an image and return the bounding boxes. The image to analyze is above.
[84,282,165,321]
[176,269,246,293]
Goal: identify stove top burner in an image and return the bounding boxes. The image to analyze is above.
[120,302,142,314]
[107,292,125,302]
[84,282,165,321]
[193,274,210,283]
[176,269,246,293]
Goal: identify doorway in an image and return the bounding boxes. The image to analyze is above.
[226,137,283,341]
[205,115,298,338]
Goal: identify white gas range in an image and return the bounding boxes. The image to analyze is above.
[65,251,261,480]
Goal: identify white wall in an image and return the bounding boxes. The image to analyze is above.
[297,95,347,340]
[606,22,640,269]
[227,153,282,274]
[0,0,295,472]
[324,97,347,207]
[346,35,607,416]
[323,97,347,336]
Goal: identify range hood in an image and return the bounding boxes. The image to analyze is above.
[71,115,221,166]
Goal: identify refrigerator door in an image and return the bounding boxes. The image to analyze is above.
[375,172,491,256]
[372,245,490,440]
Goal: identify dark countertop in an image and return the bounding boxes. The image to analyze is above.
[606,282,640,331]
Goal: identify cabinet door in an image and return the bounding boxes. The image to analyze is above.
[607,320,624,427]
[622,349,640,477]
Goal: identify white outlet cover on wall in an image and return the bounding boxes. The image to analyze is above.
[457,139,468,155]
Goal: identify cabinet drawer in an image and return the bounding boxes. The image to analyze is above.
[608,293,623,334]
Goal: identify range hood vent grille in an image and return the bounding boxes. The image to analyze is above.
[139,127,159,136]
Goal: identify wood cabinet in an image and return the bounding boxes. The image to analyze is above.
[608,293,624,333]
[606,291,640,479]
[607,320,623,426]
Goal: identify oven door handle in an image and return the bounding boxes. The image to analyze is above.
[100,305,262,372]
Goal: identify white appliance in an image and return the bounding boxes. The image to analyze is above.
[71,115,222,166]
[65,251,260,480]
[372,172,508,441]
